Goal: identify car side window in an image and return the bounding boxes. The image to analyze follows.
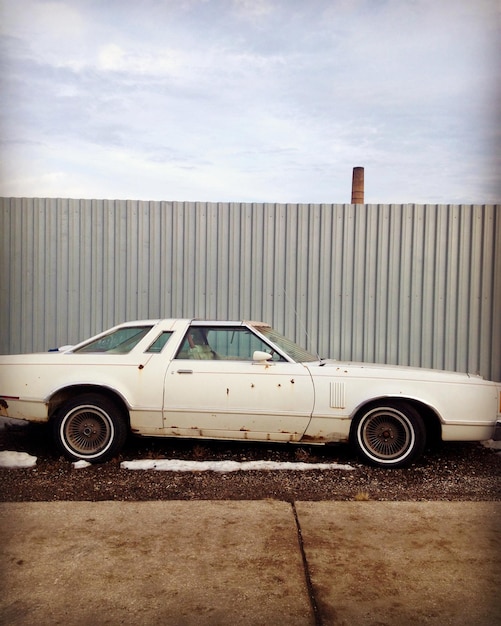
[146,331,174,353]
[175,327,284,361]
[74,326,153,354]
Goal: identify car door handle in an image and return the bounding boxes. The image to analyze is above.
[176,369,193,374]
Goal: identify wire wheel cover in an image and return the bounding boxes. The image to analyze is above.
[361,408,413,459]
[64,406,113,455]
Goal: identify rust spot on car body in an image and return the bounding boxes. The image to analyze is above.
[300,434,328,442]
[300,433,350,444]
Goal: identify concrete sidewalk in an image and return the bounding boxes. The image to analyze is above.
[1,501,500,625]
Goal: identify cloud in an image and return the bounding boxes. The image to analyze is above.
[97,43,187,77]
[0,0,499,203]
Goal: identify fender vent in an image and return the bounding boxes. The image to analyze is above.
[330,382,346,408]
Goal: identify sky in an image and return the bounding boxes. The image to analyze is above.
[0,0,499,204]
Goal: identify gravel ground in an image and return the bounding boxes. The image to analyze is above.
[0,422,500,502]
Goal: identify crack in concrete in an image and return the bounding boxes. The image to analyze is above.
[291,501,322,626]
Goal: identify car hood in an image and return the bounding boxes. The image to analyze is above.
[307,359,483,383]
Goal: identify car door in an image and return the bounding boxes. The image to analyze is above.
[162,324,314,441]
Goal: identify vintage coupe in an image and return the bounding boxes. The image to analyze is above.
[1,319,500,468]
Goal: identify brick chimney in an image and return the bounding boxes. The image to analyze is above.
[351,167,364,204]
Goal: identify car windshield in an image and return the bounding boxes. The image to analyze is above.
[73,326,153,354]
[252,326,319,362]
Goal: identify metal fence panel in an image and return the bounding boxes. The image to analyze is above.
[1,198,499,381]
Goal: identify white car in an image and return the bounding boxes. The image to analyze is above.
[1,319,500,468]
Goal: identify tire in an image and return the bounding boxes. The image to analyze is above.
[351,401,426,468]
[52,393,128,463]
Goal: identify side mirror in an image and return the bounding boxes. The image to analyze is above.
[252,350,273,362]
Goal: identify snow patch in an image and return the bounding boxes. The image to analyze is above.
[120,459,355,472]
[481,439,501,451]
[72,460,92,469]
[0,416,29,430]
[0,450,37,468]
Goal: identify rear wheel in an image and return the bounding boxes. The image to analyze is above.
[52,393,128,462]
[352,401,426,468]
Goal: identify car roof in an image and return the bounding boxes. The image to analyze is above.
[117,319,270,327]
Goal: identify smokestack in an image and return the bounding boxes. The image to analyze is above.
[351,167,364,204]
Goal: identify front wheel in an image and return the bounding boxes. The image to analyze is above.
[351,401,426,468]
[52,393,128,462]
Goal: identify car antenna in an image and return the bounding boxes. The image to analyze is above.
[283,288,322,361]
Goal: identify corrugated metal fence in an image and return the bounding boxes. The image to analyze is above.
[1,198,500,381]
